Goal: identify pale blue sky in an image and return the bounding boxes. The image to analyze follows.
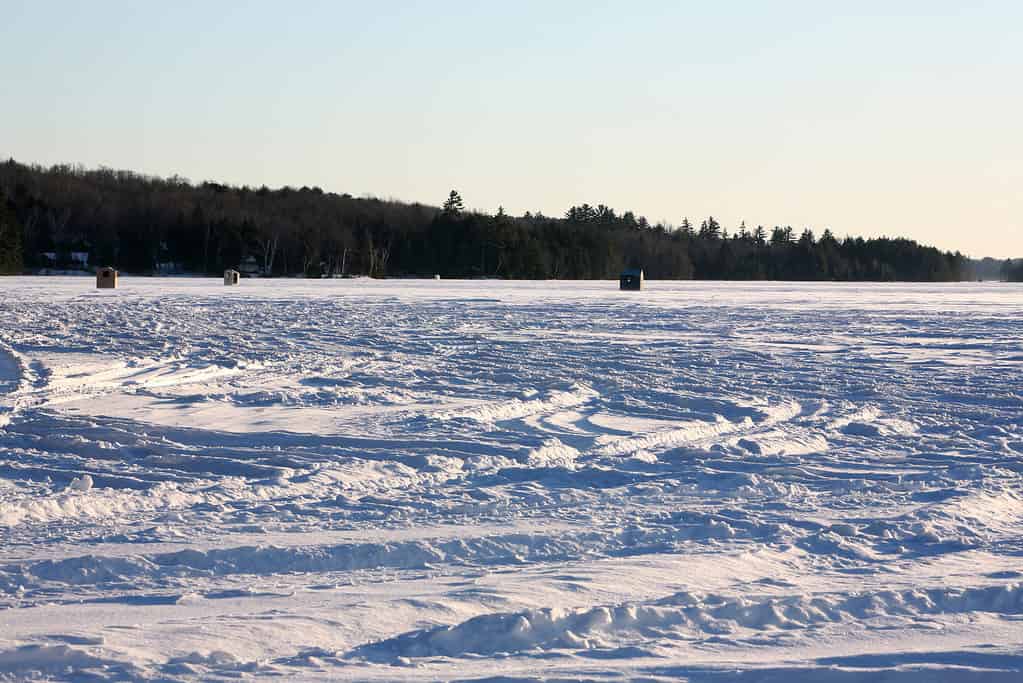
[2,1,1020,256]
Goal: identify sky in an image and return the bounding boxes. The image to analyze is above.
[1,1,1020,257]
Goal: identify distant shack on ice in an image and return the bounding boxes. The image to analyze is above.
[620,268,644,291]
[96,267,118,289]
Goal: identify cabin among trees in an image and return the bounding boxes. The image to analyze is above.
[0,159,970,282]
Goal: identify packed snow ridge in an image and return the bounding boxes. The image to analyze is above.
[352,583,1023,661]
[0,277,1021,681]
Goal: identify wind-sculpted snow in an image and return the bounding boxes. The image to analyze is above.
[352,583,1023,660]
[0,277,1021,681]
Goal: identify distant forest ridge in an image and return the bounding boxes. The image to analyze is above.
[0,159,1016,281]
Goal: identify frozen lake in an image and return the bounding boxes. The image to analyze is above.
[1,277,1022,681]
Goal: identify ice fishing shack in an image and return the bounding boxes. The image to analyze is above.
[620,268,644,291]
[96,267,118,289]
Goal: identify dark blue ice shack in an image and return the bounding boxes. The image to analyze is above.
[620,268,644,291]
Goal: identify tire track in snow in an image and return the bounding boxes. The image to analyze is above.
[0,344,36,429]
[436,384,600,424]
[591,399,804,458]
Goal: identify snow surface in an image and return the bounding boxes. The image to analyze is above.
[0,276,1022,681]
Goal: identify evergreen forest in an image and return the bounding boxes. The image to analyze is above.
[0,160,985,281]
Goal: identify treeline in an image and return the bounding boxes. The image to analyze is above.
[1003,260,1023,282]
[0,159,968,281]
[964,257,1023,282]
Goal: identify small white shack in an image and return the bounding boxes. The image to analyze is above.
[224,269,240,286]
[96,267,118,289]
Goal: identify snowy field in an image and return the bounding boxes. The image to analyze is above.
[1,276,1022,682]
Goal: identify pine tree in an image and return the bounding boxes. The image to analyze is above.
[698,218,721,240]
[442,190,464,216]
[708,216,721,238]
[698,216,721,240]
[679,217,694,238]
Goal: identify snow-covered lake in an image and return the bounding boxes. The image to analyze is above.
[1,277,1022,681]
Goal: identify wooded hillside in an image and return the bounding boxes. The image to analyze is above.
[0,160,967,281]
